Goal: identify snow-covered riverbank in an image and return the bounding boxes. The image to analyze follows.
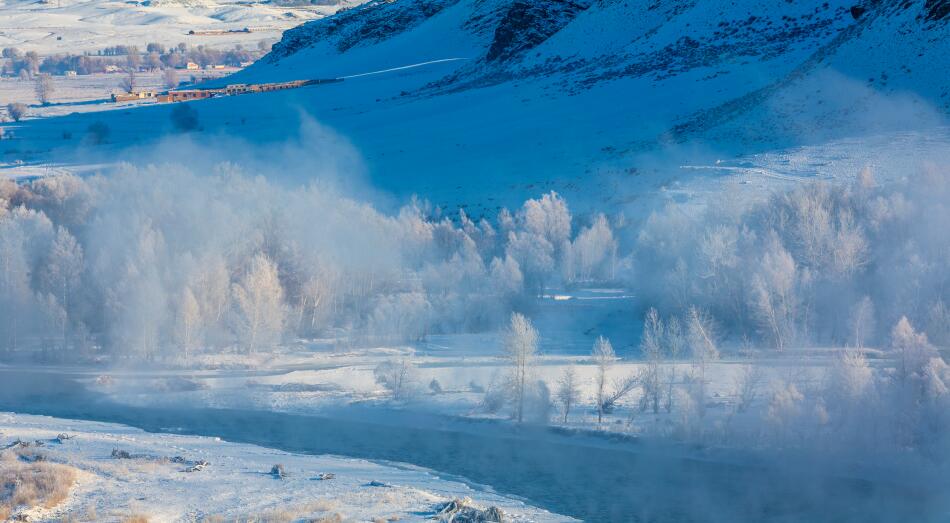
[0,412,572,522]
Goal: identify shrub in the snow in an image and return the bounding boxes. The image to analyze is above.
[482,377,509,414]
[555,366,580,423]
[523,380,553,424]
[171,103,199,132]
[374,357,417,400]
[766,381,804,443]
[6,102,27,122]
[733,364,765,413]
[85,121,110,145]
[270,464,286,478]
[429,378,443,394]
[0,458,77,517]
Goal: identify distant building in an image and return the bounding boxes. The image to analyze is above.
[104,65,121,73]
[157,90,214,103]
[154,78,332,104]
[64,70,77,77]
[112,90,157,102]
[239,61,254,68]
[185,62,200,71]
[224,84,249,95]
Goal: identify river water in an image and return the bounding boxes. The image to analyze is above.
[0,369,942,522]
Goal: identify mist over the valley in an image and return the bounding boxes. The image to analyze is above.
[2,0,950,520]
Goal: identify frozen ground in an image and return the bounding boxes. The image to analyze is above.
[0,69,237,120]
[64,334,842,437]
[1,361,945,522]
[0,412,571,522]
[2,0,946,216]
[0,0,366,55]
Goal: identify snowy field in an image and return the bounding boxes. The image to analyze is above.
[0,69,238,120]
[0,412,570,522]
[0,0,365,55]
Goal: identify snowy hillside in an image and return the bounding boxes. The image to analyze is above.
[1,0,948,213]
[243,0,950,146]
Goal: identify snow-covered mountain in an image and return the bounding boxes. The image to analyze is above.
[247,0,950,146]
[2,0,948,215]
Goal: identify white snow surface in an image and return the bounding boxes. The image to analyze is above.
[0,412,572,522]
[0,0,367,54]
[1,0,947,216]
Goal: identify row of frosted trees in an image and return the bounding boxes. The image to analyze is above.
[0,166,619,360]
[484,308,950,457]
[633,166,950,351]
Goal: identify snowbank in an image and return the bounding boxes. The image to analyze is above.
[0,412,572,522]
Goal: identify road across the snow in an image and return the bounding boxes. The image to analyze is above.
[0,368,943,522]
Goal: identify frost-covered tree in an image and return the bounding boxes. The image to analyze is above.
[119,68,137,93]
[733,364,764,413]
[556,366,581,423]
[193,257,230,337]
[505,230,554,293]
[831,210,868,276]
[6,102,27,122]
[175,286,202,357]
[163,67,178,89]
[374,356,417,400]
[503,312,538,423]
[890,316,934,384]
[294,266,339,336]
[489,255,523,296]
[687,306,719,418]
[0,210,45,352]
[767,381,805,444]
[849,296,876,349]
[825,350,872,405]
[521,192,571,250]
[368,292,431,343]
[126,46,141,70]
[39,227,83,351]
[27,174,93,228]
[664,315,685,412]
[34,74,53,105]
[232,253,285,352]
[640,307,664,414]
[750,237,797,351]
[699,224,739,292]
[567,214,616,282]
[111,260,166,360]
[592,335,615,423]
[37,292,66,352]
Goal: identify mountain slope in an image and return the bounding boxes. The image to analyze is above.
[2,0,948,216]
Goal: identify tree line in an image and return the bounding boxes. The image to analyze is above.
[1,41,271,79]
[0,166,618,361]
